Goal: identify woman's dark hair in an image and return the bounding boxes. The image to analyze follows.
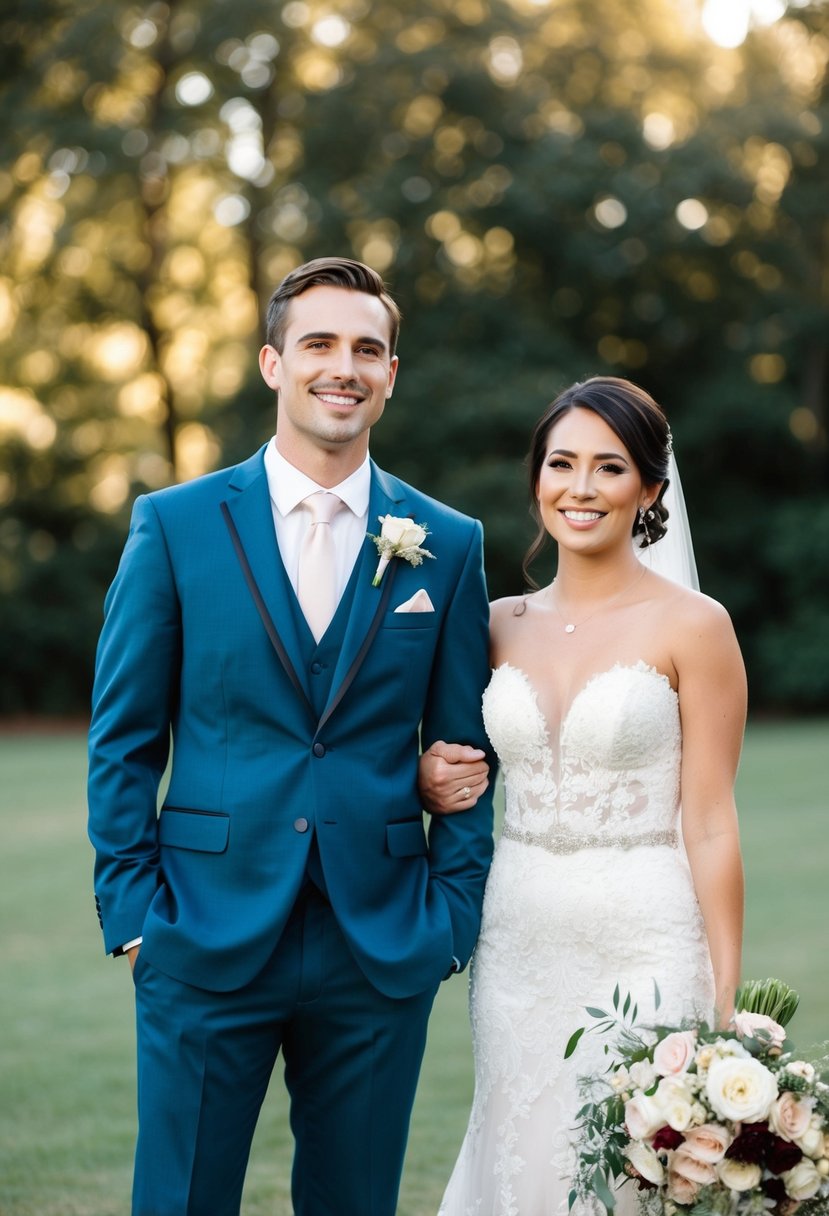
[265,256,402,354]
[523,376,672,587]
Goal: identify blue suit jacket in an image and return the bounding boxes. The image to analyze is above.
[88,447,495,998]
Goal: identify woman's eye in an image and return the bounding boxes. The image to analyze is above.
[547,458,571,470]
[600,463,625,475]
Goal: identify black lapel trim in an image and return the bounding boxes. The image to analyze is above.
[316,559,398,736]
[220,501,315,722]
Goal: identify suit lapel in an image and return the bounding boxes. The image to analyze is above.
[222,449,313,716]
[320,464,406,728]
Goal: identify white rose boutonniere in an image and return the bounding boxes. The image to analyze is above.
[369,515,434,587]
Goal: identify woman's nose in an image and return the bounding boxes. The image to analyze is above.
[570,468,597,498]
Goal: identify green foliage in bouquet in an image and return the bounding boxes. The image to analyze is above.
[566,979,829,1216]
[737,978,800,1029]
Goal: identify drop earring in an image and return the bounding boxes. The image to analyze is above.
[639,505,653,546]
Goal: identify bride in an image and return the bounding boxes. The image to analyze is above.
[421,376,746,1216]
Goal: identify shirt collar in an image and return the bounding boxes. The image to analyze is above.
[264,437,371,519]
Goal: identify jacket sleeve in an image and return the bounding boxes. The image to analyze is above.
[87,495,181,955]
[420,518,495,970]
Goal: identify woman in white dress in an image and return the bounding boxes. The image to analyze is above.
[422,377,746,1216]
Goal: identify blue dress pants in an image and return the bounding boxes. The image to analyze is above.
[132,887,439,1216]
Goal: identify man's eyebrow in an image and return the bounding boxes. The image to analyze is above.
[296,330,388,352]
[549,447,629,462]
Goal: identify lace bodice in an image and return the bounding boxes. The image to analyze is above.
[482,660,681,841]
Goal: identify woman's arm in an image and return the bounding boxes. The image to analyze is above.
[674,595,747,1027]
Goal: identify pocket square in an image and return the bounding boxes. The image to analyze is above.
[393,589,435,614]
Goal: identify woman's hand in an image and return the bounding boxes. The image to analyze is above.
[419,741,490,815]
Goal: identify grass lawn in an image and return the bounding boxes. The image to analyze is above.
[0,719,826,1214]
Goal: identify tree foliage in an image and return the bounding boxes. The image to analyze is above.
[0,0,827,712]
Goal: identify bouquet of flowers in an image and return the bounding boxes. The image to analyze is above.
[566,978,829,1215]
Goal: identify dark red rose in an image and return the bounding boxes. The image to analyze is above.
[652,1125,685,1152]
[767,1136,803,1175]
[726,1121,775,1165]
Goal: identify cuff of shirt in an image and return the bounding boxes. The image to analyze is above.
[114,936,143,957]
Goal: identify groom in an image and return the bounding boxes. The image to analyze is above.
[87,256,494,1216]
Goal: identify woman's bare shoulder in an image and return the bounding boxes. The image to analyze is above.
[489,593,535,643]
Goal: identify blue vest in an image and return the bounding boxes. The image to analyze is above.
[275,547,363,894]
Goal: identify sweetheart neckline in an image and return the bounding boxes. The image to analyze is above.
[490,660,677,738]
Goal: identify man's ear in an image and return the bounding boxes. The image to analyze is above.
[259,344,281,390]
[385,354,400,399]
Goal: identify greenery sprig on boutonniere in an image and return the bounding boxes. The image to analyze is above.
[368,515,434,587]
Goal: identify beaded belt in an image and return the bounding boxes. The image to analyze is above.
[501,822,679,854]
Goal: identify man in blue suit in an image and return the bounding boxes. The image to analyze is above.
[88,257,494,1216]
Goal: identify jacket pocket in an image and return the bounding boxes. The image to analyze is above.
[386,818,428,858]
[158,807,230,854]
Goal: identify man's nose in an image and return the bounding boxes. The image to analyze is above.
[330,346,357,378]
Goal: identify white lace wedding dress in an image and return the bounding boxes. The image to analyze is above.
[439,661,715,1216]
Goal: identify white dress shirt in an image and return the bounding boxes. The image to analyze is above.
[118,440,372,956]
[264,437,371,600]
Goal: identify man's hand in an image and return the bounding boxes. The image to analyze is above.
[127,944,141,972]
[419,741,489,815]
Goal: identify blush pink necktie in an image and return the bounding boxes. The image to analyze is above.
[297,492,342,642]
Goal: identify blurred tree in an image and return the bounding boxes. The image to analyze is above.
[0,0,826,712]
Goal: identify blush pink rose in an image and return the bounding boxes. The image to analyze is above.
[769,1092,814,1142]
[653,1030,698,1076]
[671,1149,717,1185]
[666,1170,700,1204]
[733,1011,786,1051]
[682,1123,733,1164]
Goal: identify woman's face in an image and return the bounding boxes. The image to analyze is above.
[536,406,656,554]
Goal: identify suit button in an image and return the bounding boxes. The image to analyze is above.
[310,661,322,675]
[294,818,309,833]
[312,742,326,758]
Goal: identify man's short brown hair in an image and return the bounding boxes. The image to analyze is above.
[264,257,402,354]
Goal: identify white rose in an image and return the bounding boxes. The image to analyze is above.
[681,1123,733,1163]
[654,1031,698,1076]
[770,1091,814,1141]
[379,516,427,549]
[629,1060,657,1091]
[782,1158,822,1201]
[625,1093,664,1140]
[716,1158,762,1191]
[655,1078,694,1133]
[797,1123,825,1159]
[625,1142,665,1185]
[705,1056,778,1123]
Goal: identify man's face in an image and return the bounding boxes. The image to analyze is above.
[259,284,399,463]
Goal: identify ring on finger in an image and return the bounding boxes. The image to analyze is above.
[461,786,471,799]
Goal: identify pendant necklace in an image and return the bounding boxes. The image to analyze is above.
[549,565,646,634]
